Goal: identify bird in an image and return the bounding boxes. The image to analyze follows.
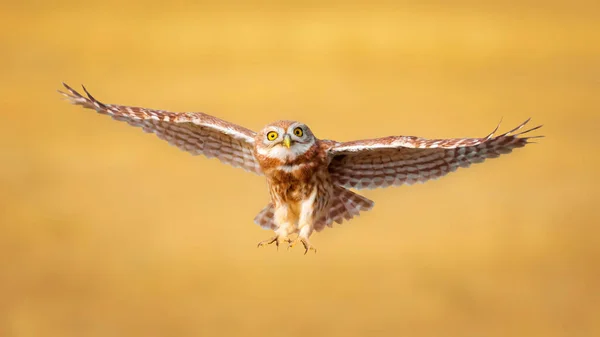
[58,83,542,254]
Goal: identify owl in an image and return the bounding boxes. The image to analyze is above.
[59,83,542,254]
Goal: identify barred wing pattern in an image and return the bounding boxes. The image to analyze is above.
[328,120,542,189]
[59,83,262,174]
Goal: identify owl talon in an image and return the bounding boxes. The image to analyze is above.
[289,237,317,255]
[257,236,291,250]
[304,244,317,255]
[257,236,276,248]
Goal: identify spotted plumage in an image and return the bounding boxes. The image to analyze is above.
[59,83,543,254]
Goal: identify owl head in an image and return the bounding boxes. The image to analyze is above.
[255,120,316,161]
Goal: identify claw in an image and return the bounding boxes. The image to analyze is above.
[257,236,277,248]
[289,237,317,255]
[257,235,291,250]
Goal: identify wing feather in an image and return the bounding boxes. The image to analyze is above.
[328,119,542,189]
[59,83,262,174]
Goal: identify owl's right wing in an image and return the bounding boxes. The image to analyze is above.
[326,119,542,189]
[59,83,262,174]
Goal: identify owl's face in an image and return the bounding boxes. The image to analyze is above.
[255,120,316,161]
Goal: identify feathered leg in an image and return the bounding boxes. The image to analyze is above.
[290,225,317,254]
[289,189,318,254]
[257,205,293,250]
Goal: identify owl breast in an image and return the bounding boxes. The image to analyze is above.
[256,141,333,212]
[266,165,333,219]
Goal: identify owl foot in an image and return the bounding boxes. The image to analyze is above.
[257,235,292,250]
[289,237,317,255]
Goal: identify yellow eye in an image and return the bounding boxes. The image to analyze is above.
[266,131,278,141]
[293,127,303,137]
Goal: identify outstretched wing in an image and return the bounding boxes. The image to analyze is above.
[59,83,262,174]
[327,119,542,189]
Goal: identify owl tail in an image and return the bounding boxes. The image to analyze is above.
[253,186,374,232]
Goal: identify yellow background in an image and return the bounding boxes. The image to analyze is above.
[1,1,599,336]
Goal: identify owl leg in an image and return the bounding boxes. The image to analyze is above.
[289,197,317,254]
[257,205,293,250]
[290,225,317,254]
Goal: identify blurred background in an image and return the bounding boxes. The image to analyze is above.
[1,1,599,336]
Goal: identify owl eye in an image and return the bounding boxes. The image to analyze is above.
[293,127,304,137]
[266,131,278,141]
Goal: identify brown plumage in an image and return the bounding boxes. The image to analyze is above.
[59,83,543,254]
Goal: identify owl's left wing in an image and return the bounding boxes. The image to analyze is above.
[327,119,542,189]
[59,83,262,174]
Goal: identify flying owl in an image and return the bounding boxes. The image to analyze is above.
[59,83,542,254]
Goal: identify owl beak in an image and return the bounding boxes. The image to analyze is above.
[283,134,292,148]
